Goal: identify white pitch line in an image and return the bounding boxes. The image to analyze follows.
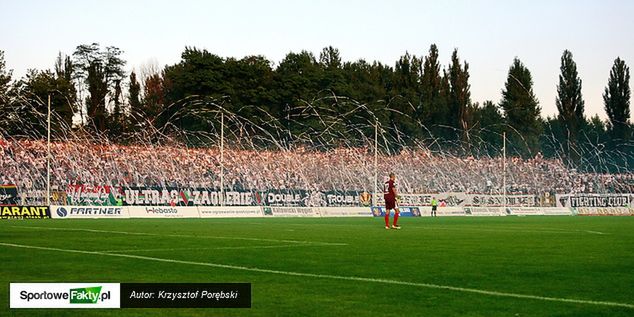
[97,244,335,253]
[9,225,347,246]
[424,226,608,235]
[488,226,610,235]
[248,222,609,235]
[247,222,368,228]
[584,230,608,235]
[0,242,632,310]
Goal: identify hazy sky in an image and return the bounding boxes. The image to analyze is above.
[1,0,633,119]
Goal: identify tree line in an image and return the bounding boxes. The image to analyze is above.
[0,44,631,171]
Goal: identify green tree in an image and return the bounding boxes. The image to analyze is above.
[389,52,422,145]
[318,46,348,96]
[340,59,390,144]
[0,50,12,103]
[447,48,471,145]
[224,55,275,124]
[419,44,450,139]
[50,52,77,129]
[585,114,607,145]
[9,68,76,136]
[1,52,76,137]
[471,101,504,156]
[500,57,542,158]
[0,51,15,135]
[72,43,126,132]
[163,47,226,103]
[143,72,165,122]
[110,79,123,136]
[342,59,384,103]
[159,48,229,136]
[603,57,631,142]
[540,116,566,161]
[128,71,142,125]
[274,50,322,144]
[556,50,585,165]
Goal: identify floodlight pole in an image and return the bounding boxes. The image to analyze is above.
[220,112,225,207]
[47,94,51,206]
[373,120,378,207]
[502,132,506,213]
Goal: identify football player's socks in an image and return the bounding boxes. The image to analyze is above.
[393,212,399,226]
[384,213,390,227]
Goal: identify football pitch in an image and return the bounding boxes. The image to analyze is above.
[1,216,633,316]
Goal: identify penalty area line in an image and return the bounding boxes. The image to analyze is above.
[0,242,632,310]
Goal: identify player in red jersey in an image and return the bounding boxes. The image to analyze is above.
[383,172,401,229]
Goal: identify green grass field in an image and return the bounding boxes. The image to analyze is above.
[1,216,633,316]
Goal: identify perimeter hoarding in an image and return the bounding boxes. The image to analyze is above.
[50,205,129,219]
[370,206,422,217]
[318,207,371,217]
[1,206,51,219]
[197,206,263,218]
[127,206,200,218]
[262,207,321,217]
[463,207,503,216]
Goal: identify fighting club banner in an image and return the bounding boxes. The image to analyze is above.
[556,194,632,208]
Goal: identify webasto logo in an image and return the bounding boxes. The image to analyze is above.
[145,207,178,214]
[70,286,108,304]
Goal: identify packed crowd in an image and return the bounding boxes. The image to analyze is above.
[1,139,633,198]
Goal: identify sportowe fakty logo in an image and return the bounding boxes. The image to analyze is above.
[11,283,120,308]
[19,286,111,304]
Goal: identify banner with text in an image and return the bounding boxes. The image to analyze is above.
[66,185,122,206]
[463,207,503,216]
[262,207,321,217]
[10,283,120,308]
[10,283,250,309]
[377,193,536,207]
[556,194,632,208]
[370,206,422,217]
[318,207,371,217]
[1,206,51,219]
[198,206,263,218]
[0,184,19,206]
[123,187,368,207]
[574,207,634,216]
[50,205,130,219]
[127,206,200,218]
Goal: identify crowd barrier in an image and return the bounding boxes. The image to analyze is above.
[6,205,634,219]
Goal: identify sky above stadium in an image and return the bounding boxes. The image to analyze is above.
[1,0,633,120]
